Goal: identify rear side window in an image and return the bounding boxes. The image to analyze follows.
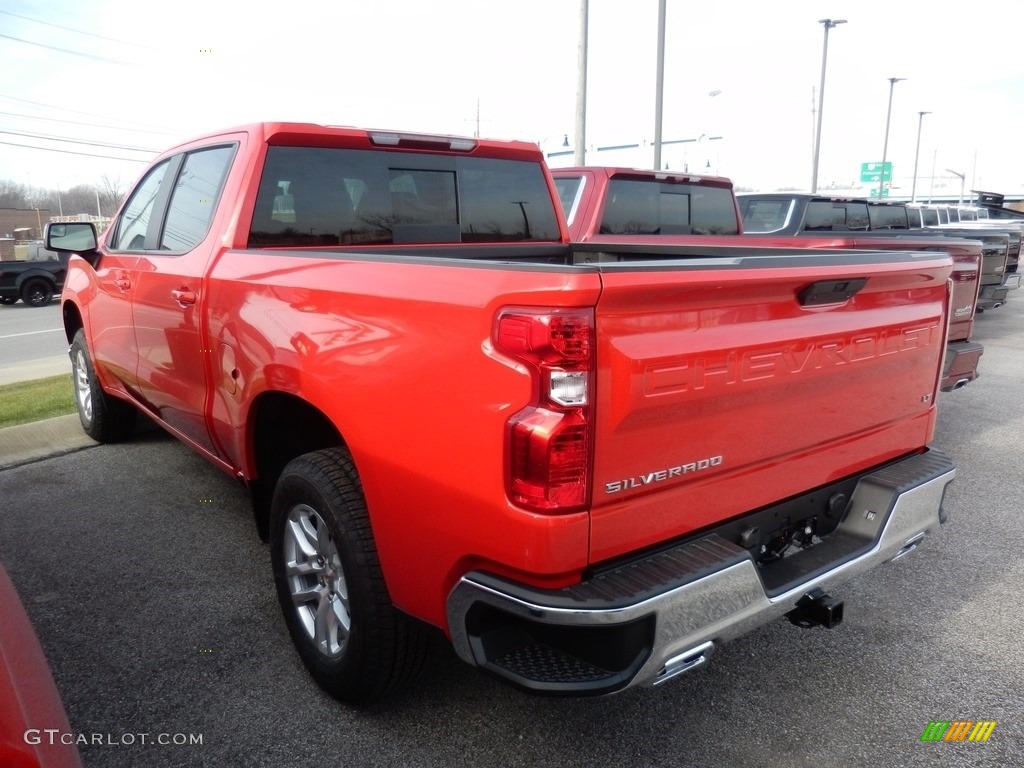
[920,208,939,226]
[553,175,585,223]
[249,147,560,246]
[161,145,235,251]
[600,179,738,235]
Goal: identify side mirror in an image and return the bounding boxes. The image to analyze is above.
[45,222,97,252]
[44,222,98,266]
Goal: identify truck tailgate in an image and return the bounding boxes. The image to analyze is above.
[587,247,952,563]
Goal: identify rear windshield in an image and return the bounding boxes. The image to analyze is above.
[249,146,560,247]
[600,179,738,235]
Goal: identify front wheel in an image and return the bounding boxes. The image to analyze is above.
[20,279,54,307]
[70,329,136,442]
[269,447,428,705]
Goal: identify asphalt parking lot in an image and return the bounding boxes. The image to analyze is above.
[1,301,1022,768]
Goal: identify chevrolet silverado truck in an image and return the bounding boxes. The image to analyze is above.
[48,126,956,704]
[554,168,982,391]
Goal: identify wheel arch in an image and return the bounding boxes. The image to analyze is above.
[247,391,345,542]
[63,301,84,345]
[15,269,58,292]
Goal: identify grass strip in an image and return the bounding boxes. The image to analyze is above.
[0,374,76,429]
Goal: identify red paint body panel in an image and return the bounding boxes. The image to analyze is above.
[62,130,952,638]
[0,565,82,768]
[204,252,600,626]
[588,257,949,561]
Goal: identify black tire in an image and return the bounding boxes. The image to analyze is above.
[20,279,54,307]
[70,329,137,442]
[270,447,428,705]
[0,296,16,305]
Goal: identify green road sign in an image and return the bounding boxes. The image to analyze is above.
[869,187,891,198]
[860,162,892,183]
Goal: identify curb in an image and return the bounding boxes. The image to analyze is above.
[0,414,97,471]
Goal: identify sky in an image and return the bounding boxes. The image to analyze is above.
[2,0,1023,202]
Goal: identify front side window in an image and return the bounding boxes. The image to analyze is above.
[110,160,171,250]
[248,147,560,247]
[160,145,235,251]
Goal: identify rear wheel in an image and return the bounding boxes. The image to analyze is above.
[0,296,16,305]
[20,279,54,307]
[70,329,136,442]
[270,447,428,705]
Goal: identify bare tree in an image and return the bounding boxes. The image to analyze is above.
[99,174,126,217]
[0,180,31,208]
[62,184,101,216]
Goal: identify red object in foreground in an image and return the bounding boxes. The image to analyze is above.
[0,564,82,768]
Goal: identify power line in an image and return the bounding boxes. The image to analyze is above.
[0,9,168,53]
[0,128,158,153]
[0,109,178,136]
[0,32,139,66]
[0,139,150,163]
[0,93,174,134]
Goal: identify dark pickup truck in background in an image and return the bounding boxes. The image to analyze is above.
[0,249,66,307]
[737,193,1019,312]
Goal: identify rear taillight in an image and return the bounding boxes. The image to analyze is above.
[495,308,595,513]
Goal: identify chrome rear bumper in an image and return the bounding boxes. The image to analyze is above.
[447,449,955,695]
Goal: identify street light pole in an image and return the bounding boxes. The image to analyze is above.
[573,0,588,166]
[811,18,846,193]
[878,77,905,200]
[910,111,931,203]
[653,0,667,170]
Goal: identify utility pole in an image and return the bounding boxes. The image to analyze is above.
[878,77,905,200]
[811,19,846,193]
[910,111,930,203]
[573,0,588,166]
[653,0,667,170]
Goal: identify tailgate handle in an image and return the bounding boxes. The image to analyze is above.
[798,278,867,306]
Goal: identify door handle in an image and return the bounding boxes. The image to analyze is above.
[171,288,197,306]
[114,278,131,291]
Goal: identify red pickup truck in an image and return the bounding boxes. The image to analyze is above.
[48,126,955,704]
[553,167,984,391]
